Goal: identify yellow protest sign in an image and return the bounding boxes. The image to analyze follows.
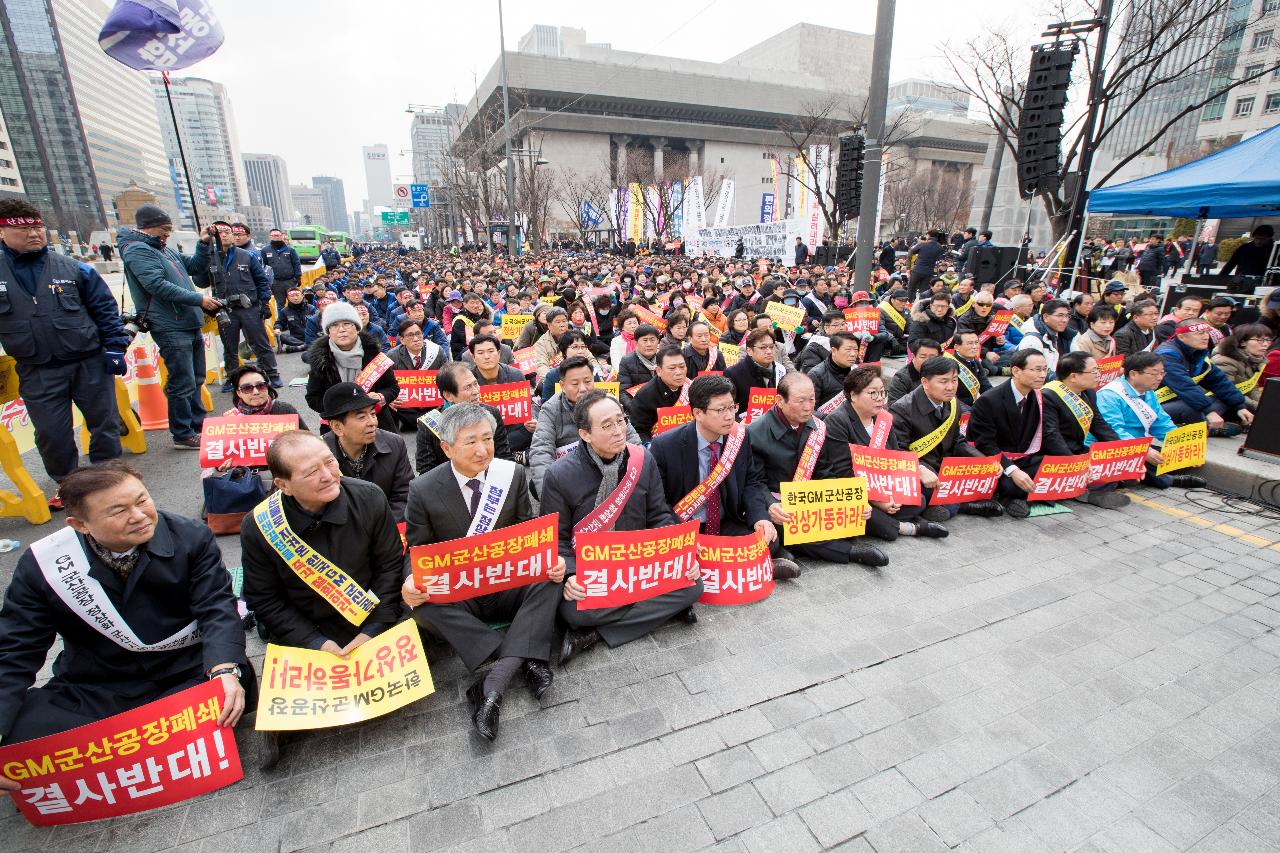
[1156,421,1207,475]
[555,381,619,400]
[779,476,870,545]
[255,621,435,731]
[765,301,807,333]
[539,294,561,305]
[719,342,741,367]
[500,313,533,340]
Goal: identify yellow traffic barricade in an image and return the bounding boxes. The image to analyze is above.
[78,375,146,456]
[0,355,51,525]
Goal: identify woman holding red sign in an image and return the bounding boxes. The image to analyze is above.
[824,366,947,542]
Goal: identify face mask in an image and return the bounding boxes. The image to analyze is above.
[271,239,284,248]
[834,297,849,309]
[784,298,798,307]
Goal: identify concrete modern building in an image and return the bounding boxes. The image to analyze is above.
[0,103,25,196]
[1197,0,1280,146]
[54,0,173,227]
[0,0,104,234]
[410,109,453,186]
[238,203,275,237]
[459,24,874,233]
[887,79,970,119]
[312,175,349,233]
[153,76,249,226]
[242,153,292,228]
[363,144,393,209]
[289,184,327,228]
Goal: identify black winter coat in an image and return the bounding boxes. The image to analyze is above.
[305,332,401,431]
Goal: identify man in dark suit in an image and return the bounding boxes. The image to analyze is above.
[416,363,513,474]
[967,348,1050,519]
[725,328,788,418]
[401,404,564,742]
[1041,352,1130,510]
[746,373,887,568]
[650,375,801,578]
[540,390,702,666]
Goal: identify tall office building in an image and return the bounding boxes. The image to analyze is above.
[242,153,292,228]
[53,0,173,226]
[0,102,25,195]
[289,184,327,228]
[312,175,349,232]
[362,144,393,209]
[153,76,249,226]
[0,0,104,234]
[410,110,453,186]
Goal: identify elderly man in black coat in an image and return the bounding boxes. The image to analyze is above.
[400,404,564,742]
[0,462,251,748]
[539,390,702,666]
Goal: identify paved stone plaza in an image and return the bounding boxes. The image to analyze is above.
[3,357,1280,852]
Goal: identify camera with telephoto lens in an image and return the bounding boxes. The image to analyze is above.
[119,311,150,342]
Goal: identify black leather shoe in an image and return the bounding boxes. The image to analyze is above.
[524,660,553,701]
[675,606,698,625]
[772,556,802,579]
[920,505,950,522]
[559,628,600,667]
[914,521,949,538]
[1002,498,1031,519]
[958,499,1004,517]
[849,543,889,567]
[465,679,501,742]
[1171,474,1207,488]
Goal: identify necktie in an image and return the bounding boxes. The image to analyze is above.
[705,441,722,535]
[466,478,482,518]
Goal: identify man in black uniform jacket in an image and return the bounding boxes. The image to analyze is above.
[0,463,250,754]
[1041,351,1130,510]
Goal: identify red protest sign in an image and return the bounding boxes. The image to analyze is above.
[652,405,692,435]
[1088,437,1151,485]
[575,520,698,610]
[409,514,558,603]
[199,414,298,468]
[978,310,1013,343]
[930,455,1002,505]
[849,446,923,506]
[843,306,880,335]
[394,370,441,408]
[1095,354,1125,385]
[1030,454,1091,501]
[745,387,776,424]
[512,347,538,375]
[631,305,668,333]
[479,382,533,425]
[0,681,241,826]
[697,532,774,605]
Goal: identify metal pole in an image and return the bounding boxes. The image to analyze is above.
[498,0,517,258]
[1069,208,1091,292]
[162,72,202,232]
[1060,0,1114,292]
[854,0,896,288]
[1184,216,1204,277]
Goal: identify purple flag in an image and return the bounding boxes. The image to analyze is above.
[98,0,223,71]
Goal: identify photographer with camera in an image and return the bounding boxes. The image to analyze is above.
[197,221,283,394]
[119,204,220,450]
[0,199,130,505]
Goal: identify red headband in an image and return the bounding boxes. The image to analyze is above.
[1175,321,1212,335]
[0,216,42,227]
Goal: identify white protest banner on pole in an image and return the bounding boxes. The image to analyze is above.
[806,144,829,249]
[683,176,707,239]
[713,180,735,227]
[686,219,806,261]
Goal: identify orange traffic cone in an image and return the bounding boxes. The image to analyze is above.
[134,342,169,431]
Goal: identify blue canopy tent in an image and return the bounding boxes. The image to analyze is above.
[1087,123,1280,219]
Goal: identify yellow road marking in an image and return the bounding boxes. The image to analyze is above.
[1127,492,1280,550]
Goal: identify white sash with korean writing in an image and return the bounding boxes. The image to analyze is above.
[467,458,516,536]
[1103,378,1158,431]
[31,526,201,653]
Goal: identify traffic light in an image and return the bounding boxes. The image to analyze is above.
[835,134,865,219]
[1016,43,1077,199]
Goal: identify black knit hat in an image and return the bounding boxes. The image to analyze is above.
[134,204,172,229]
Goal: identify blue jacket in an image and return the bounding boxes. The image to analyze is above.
[118,227,210,333]
[1096,378,1175,444]
[1156,337,1246,414]
[0,245,130,354]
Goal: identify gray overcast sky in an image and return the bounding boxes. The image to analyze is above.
[190,0,1041,211]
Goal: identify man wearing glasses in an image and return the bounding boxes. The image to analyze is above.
[1040,352,1130,510]
[968,349,1052,519]
[0,200,130,507]
[650,375,802,579]
[1015,298,1071,379]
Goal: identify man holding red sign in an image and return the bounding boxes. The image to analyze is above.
[0,463,251,755]
[650,376,802,579]
[401,404,564,742]
[1040,352,1130,510]
[415,364,513,475]
[539,391,702,666]
[629,346,692,441]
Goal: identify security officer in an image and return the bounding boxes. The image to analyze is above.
[262,228,301,308]
[197,221,283,390]
[0,199,129,507]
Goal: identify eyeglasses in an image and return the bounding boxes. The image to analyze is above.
[238,382,268,393]
[703,405,738,416]
[597,415,629,432]
[860,390,888,401]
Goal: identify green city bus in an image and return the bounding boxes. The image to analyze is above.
[327,231,352,256]
[288,225,329,262]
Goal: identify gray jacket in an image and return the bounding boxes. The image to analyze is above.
[529,391,641,492]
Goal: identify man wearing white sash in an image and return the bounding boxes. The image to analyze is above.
[540,390,702,666]
[1040,352,1130,510]
[401,404,565,742]
[416,363,514,475]
[968,349,1050,520]
[0,462,250,748]
[650,375,802,578]
[1096,351,1207,490]
[241,431,404,766]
